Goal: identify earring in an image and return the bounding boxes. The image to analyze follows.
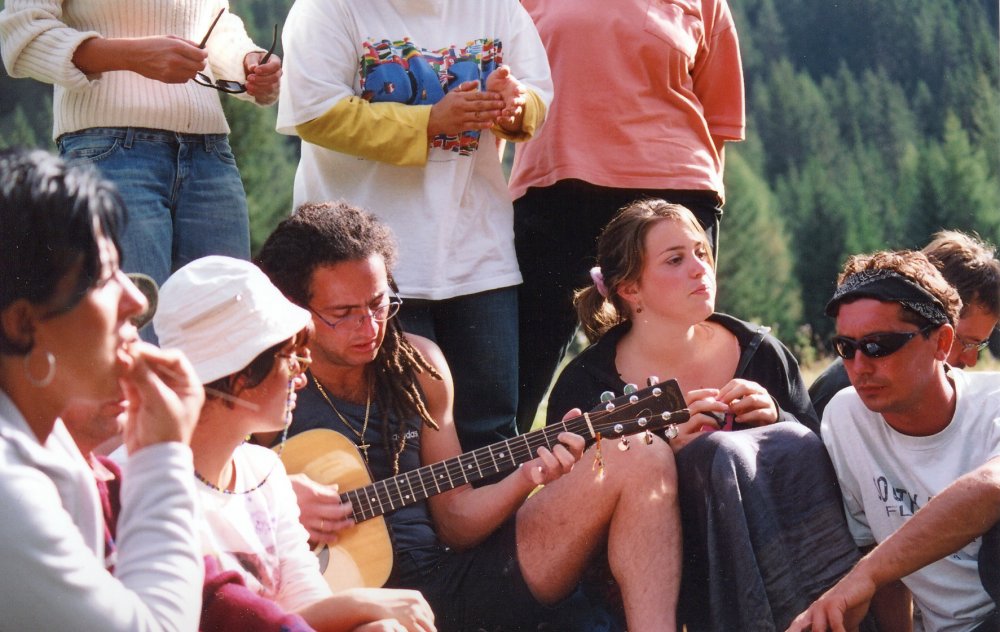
[636,303,644,314]
[24,349,56,388]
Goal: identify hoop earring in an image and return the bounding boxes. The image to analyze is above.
[24,349,56,388]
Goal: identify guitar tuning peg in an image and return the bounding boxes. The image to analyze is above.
[647,375,660,386]
[623,383,638,395]
[600,390,615,403]
[642,430,655,445]
[629,394,639,404]
[617,436,630,452]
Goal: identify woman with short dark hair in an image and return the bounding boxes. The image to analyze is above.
[0,147,204,630]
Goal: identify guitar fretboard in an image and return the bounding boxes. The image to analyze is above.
[340,416,590,522]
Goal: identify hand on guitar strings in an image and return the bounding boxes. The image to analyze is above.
[289,473,355,545]
[519,412,586,487]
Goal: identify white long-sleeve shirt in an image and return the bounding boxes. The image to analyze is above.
[0,0,262,139]
[0,389,203,631]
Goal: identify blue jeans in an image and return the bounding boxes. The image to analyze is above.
[397,287,518,452]
[58,127,251,285]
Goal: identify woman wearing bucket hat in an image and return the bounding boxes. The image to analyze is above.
[155,255,435,632]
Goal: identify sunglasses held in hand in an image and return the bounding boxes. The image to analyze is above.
[194,9,277,94]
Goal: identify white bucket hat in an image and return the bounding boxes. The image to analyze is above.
[154,256,311,384]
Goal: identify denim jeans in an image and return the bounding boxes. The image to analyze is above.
[58,127,251,285]
[397,286,518,452]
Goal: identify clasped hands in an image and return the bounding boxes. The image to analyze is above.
[427,65,527,138]
[668,379,779,450]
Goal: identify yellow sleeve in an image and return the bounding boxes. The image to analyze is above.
[491,89,547,143]
[295,96,432,167]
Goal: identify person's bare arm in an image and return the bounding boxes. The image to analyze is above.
[296,587,435,632]
[787,458,1000,631]
[409,334,583,550]
[71,36,206,82]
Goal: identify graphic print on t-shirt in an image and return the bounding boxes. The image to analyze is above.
[359,37,502,156]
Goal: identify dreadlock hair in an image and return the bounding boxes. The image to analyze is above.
[256,201,441,474]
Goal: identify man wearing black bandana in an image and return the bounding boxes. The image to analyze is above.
[788,250,1000,632]
[809,231,1000,418]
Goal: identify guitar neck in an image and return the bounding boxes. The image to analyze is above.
[340,416,594,523]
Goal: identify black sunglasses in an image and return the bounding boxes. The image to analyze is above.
[831,323,937,360]
[194,10,277,94]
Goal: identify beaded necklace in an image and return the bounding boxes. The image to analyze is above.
[312,373,372,462]
[194,378,295,495]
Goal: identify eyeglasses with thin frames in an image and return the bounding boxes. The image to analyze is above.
[194,9,277,94]
[956,335,991,354]
[277,352,312,378]
[831,323,938,360]
[309,294,403,331]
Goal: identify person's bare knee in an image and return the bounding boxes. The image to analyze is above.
[599,434,677,495]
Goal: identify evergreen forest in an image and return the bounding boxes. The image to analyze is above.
[1,0,997,359]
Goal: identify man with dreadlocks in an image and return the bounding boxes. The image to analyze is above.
[256,202,682,632]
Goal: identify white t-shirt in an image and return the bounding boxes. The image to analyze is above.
[197,443,331,613]
[822,368,1000,632]
[277,0,553,300]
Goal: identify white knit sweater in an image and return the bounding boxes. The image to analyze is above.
[0,0,262,139]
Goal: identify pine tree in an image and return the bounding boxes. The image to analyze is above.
[220,99,298,254]
[1,105,41,149]
[716,150,803,339]
[908,113,1000,246]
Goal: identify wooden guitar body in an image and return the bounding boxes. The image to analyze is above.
[279,378,689,591]
[280,430,393,590]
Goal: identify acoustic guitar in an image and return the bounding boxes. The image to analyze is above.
[280,378,688,591]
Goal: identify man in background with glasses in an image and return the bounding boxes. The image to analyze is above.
[793,250,1000,632]
[0,2,281,343]
[810,230,1000,418]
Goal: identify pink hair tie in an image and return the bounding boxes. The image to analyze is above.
[590,266,609,298]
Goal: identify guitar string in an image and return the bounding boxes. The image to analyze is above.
[349,403,673,510]
[347,400,675,513]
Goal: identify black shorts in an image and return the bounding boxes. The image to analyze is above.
[392,519,545,632]
[389,519,624,632]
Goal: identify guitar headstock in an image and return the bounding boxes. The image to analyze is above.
[582,377,690,439]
